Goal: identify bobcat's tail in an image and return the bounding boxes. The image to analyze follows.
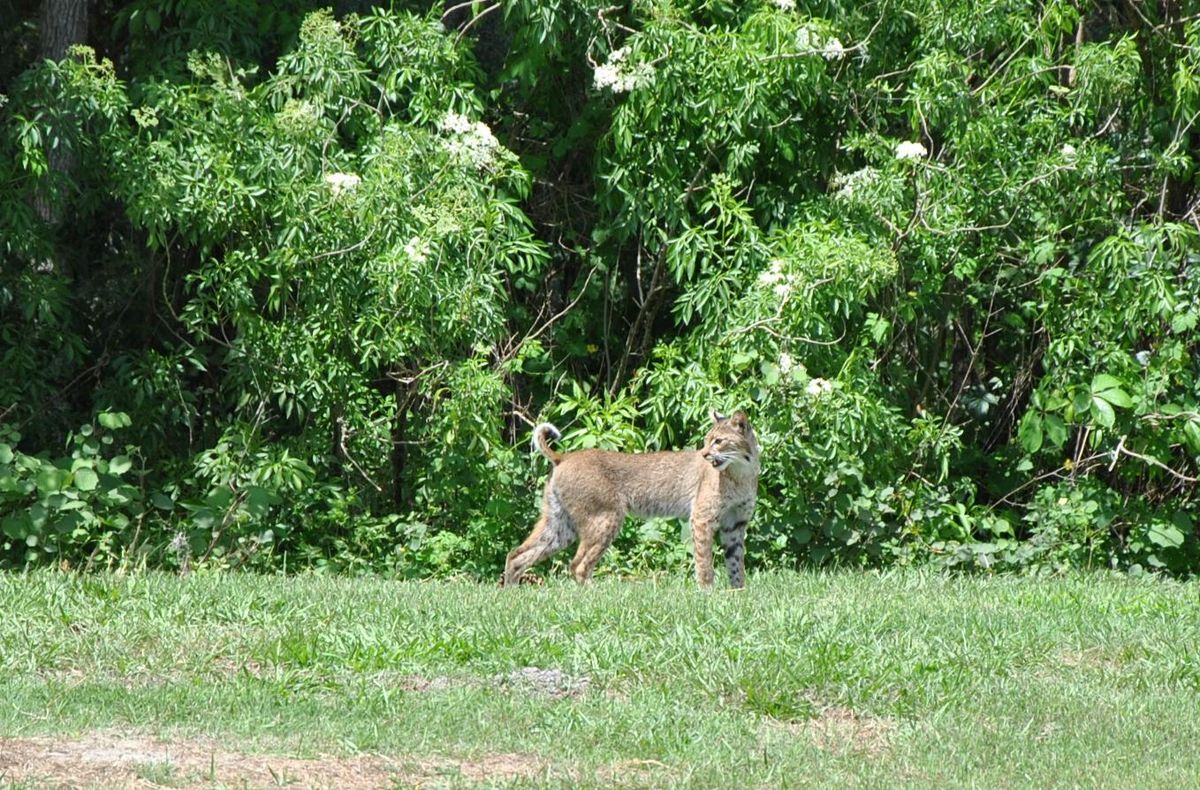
[531,423,563,465]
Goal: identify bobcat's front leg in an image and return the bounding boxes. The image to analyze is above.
[719,520,748,589]
[690,516,715,588]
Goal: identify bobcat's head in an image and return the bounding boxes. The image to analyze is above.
[701,410,760,472]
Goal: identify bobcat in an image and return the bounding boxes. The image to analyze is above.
[502,410,760,588]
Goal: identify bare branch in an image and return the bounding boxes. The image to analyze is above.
[1111,437,1200,483]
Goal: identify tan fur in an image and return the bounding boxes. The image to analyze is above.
[503,411,760,588]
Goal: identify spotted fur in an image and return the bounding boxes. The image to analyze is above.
[503,410,760,588]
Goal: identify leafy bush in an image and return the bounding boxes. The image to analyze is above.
[0,1,1197,577]
[0,413,146,567]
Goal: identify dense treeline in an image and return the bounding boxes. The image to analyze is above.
[1,0,1197,576]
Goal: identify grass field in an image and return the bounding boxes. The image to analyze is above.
[1,569,1199,788]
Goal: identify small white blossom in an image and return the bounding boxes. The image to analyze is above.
[439,111,474,135]
[772,281,792,299]
[774,0,796,8]
[831,166,879,199]
[795,26,815,51]
[757,258,786,285]
[440,112,500,169]
[895,141,928,160]
[794,25,851,63]
[1061,143,1077,159]
[470,120,498,150]
[324,172,361,196]
[805,378,834,397]
[167,531,189,555]
[779,353,794,373]
[593,63,621,90]
[403,236,430,264]
[593,47,654,93]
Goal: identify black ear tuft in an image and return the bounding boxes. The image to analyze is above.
[731,410,749,431]
[710,409,727,423]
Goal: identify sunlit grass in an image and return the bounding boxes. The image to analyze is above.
[2,569,1198,786]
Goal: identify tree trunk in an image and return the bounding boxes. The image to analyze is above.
[33,0,88,230]
[39,0,88,63]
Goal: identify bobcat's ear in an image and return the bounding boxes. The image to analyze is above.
[730,410,749,432]
[710,409,727,423]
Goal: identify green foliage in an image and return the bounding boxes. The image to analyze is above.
[1,1,1197,577]
[0,414,146,567]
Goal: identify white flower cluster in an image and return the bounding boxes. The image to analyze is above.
[324,172,361,197]
[895,141,928,160]
[593,46,655,93]
[830,166,879,199]
[440,111,500,169]
[823,38,845,60]
[167,531,189,556]
[804,378,834,397]
[403,236,430,264]
[774,0,796,8]
[795,24,846,61]
[779,352,795,374]
[1061,142,1077,159]
[757,258,795,299]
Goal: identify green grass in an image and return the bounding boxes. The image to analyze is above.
[2,569,1199,787]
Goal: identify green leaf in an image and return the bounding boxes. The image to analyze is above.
[108,455,133,475]
[1018,413,1043,453]
[1044,415,1068,448]
[1183,419,1200,455]
[1090,374,1133,408]
[1170,310,1198,334]
[244,486,280,519]
[0,444,12,464]
[192,508,216,531]
[1146,522,1185,549]
[1096,387,1133,409]
[151,492,175,511]
[73,467,99,492]
[730,350,756,367]
[97,411,132,430]
[35,466,65,494]
[2,513,28,539]
[1090,396,1116,428]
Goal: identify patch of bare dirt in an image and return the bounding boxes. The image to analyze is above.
[494,667,590,699]
[596,758,675,786]
[208,655,265,678]
[765,704,897,757]
[387,673,465,693]
[0,732,543,789]
[1056,647,1124,671]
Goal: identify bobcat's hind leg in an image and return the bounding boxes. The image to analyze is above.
[503,488,576,586]
[569,513,622,583]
